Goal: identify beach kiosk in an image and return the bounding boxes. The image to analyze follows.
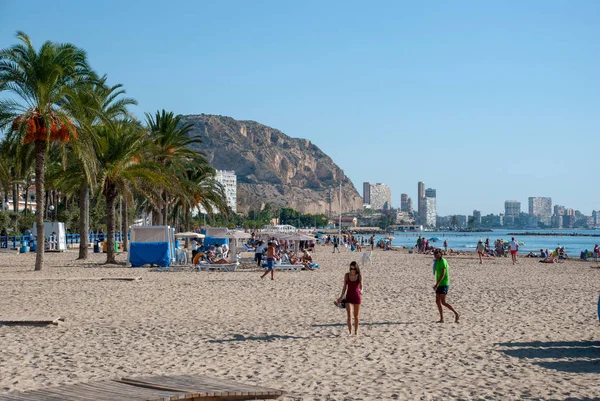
[31,222,67,252]
[128,226,176,267]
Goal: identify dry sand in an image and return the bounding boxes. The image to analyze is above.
[1,246,599,400]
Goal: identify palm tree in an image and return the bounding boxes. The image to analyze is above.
[60,75,136,259]
[94,120,172,264]
[145,110,203,225]
[0,32,92,270]
[171,162,227,237]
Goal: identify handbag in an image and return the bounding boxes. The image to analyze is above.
[334,298,346,309]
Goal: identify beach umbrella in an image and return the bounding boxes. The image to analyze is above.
[429,237,440,242]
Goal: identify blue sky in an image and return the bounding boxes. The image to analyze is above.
[1,1,598,215]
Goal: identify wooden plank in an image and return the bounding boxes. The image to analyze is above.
[120,375,284,398]
[0,317,64,326]
[99,277,142,281]
[0,375,285,401]
[78,382,184,401]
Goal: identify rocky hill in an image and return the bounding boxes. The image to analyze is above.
[180,114,363,215]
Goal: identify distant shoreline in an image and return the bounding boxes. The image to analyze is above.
[507,232,600,237]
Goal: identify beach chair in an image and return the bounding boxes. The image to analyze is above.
[273,262,300,272]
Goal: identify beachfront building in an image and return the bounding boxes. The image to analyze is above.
[529,197,552,226]
[400,193,413,213]
[216,170,237,213]
[423,197,436,228]
[363,182,391,210]
[417,182,436,227]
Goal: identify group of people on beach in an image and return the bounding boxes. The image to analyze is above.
[258,240,317,280]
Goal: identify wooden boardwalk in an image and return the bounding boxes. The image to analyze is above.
[0,375,285,401]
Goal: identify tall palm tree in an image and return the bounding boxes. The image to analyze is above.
[61,75,136,259]
[145,110,203,225]
[170,161,228,242]
[0,31,91,271]
[94,120,172,264]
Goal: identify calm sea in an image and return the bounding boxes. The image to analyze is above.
[374,229,600,255]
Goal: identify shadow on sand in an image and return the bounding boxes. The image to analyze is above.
[497,340,600,374]
[311,321,415,328]
[207,334,307,343]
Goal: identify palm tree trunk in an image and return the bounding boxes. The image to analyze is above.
[105,188,117,264]
[24,182,28,216]
[34,140,46,271]
[12,184,18,213]
[78,184,89,259]
[121,197,129,252]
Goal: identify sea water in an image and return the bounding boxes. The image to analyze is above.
[375,229,600,256]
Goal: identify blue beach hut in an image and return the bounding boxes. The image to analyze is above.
[128,226,176,267]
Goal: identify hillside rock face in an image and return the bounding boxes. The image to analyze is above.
[180,114,363,215]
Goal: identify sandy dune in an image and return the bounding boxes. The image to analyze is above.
[1,246,599,400]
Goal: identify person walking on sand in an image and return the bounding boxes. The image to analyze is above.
[476,239,485,264]
[444,239,448,252]
[261,242,276,280]
[332,236,340,253]
[337,261,363,335]
[509,237,519,265]
[254,241,265,267]
[433,249,459,323]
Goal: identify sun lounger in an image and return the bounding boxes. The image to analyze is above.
[196,261,240,272]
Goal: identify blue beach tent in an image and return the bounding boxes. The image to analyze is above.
[202,236,229,252]
[128,226,176,267]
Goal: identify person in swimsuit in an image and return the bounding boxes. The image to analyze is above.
[433,249,459,323]
[476,239,485,264]
[337,261,363,336]
[509,237,519,265]
[260,242,276,280]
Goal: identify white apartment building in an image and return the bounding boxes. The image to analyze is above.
[216,170,237,213]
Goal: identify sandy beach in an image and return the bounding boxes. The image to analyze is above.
[1,246,599,400]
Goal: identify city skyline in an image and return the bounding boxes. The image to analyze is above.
[364,182,596,218]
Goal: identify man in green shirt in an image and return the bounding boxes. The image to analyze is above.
[433,249,460,323]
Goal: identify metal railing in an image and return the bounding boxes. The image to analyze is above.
[0,233,127,249]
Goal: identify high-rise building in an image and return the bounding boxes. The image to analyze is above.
[473,210,482,225]
[418,182,425,199]
[362,182,371,205]
[417,182,425,223]
[424,197,436,227]
[554,205,565,216]
[400,193,413,213]
[215,170,237,212]
[504,200,521,217]
[425,188,436,198]
[529,197,552,224]
[363,182,391,210]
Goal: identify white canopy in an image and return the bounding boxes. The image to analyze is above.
[227,231,252,240]
[174,232,205,239]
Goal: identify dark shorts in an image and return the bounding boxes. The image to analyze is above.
[266,257,275,270]
[255,253,262,263]
[436,286,449,294]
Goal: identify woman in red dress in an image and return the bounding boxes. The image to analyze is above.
[337,261,363,336]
